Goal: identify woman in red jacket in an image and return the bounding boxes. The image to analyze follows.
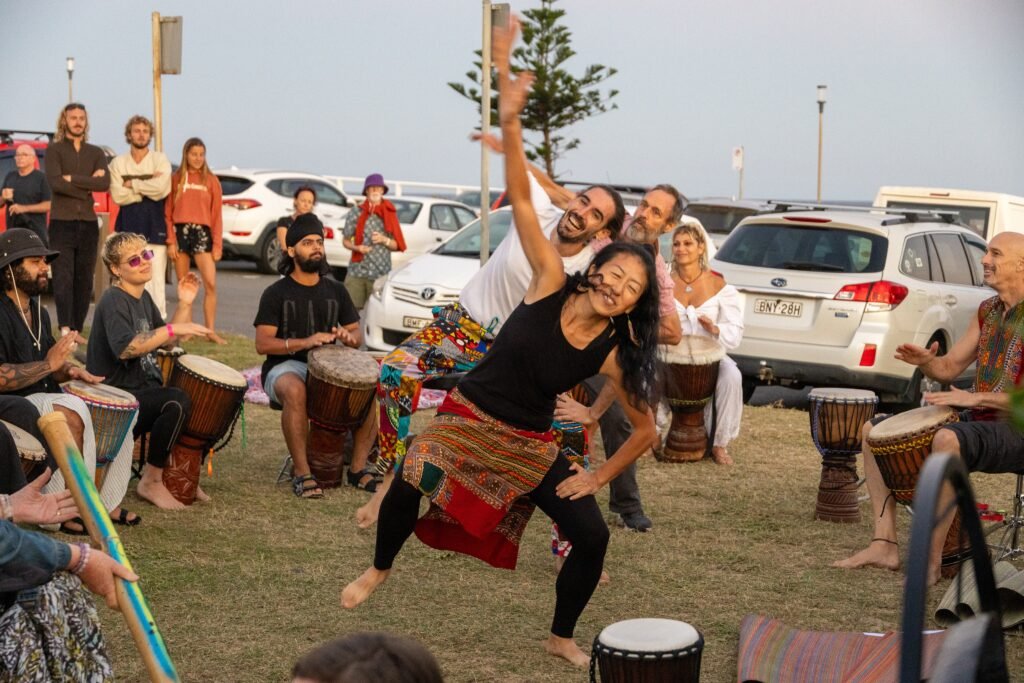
[165,137,224,339]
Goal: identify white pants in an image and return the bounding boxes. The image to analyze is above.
[657,355,744,448]
[27,392,136,513]
[144,245,168,320]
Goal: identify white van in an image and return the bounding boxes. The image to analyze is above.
[874,186,1024,240]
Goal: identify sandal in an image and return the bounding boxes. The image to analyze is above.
[346,467,382,492]
[292,474,324,499]
[112,509,142,526]
[59,517,89,536]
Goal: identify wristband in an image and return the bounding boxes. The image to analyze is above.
[285,338,293,355]
[0,494,12,522]
[71,543,91,575]
[167,324,174,339]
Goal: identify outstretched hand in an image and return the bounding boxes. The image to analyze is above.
[494,17,534,125]
[895,341,939,367]
[177,272,201,305]
[924,386,979,408]
[470,132,505,155]
[10,470,79,526]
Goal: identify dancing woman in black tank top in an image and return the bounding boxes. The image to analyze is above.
[342,17,661,670]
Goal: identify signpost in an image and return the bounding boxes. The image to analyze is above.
[152,13,183,153]
[732,146,744,199]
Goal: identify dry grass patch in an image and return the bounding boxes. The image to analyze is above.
[88,360,1023,681]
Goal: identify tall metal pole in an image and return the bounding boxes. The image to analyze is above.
[66,57,74,102]
[479,1,493,265]
[816,84,827,202]
[152,12,164,153]
[738,146,744,200]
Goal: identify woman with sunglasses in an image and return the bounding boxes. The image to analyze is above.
[87,233,217,510]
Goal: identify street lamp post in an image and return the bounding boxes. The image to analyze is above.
[66,57,75,102]
[816,84,827,202]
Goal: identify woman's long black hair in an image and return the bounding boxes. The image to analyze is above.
[564,241,660,410]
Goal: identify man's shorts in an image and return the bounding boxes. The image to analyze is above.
[945,420,1024,474]
[263,359,307,405]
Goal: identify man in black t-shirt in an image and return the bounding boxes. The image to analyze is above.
[0,145,52,245]
[254,214,375,499]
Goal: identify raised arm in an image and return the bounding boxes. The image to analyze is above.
[494,17,564,301]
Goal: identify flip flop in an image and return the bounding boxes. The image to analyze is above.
[59,517,89,536]
[112,509,142,526]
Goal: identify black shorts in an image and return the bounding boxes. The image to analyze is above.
[945,420,1024,474]
[174,223,212,254]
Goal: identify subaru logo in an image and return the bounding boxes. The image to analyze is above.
[770,278,787,288]
[420,287,437,301]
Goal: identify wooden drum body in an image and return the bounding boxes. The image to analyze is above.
[62,380,139,490]
[807,388,877,523]
[591,618,704,682]
[305,346,379,488]
[165,355,247,504]
[659,337,723,462]
[1,419,46,480]
[867,405,968,576]
[155,347,186,386]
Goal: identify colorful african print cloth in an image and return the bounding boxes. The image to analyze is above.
[974,296,1024,397]
[403,388,556,570]
[0,572,113,682]
[550,419,590,558]
[376,303,493,474]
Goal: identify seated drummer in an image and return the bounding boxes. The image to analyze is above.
[834,231,1024,584]
[0,228,139,530]
[254,214,373,499]
[87,232,215,511]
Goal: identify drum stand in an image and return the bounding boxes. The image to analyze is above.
[985,473,1024,562]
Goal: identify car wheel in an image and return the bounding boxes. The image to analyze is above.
[742,378,757,404]
[256,225,282,274]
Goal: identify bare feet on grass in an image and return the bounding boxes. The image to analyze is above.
[544,634,590,667]
[341,567,391,609]
[194,485,211,503]
[355,475,390,529]
[831,538,899,571]
[553,556,610,585]
[136,474,186,510]
[711,446,733,465]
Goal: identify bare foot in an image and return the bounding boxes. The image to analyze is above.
[355,480,389,529]
[831,538,899,571]
[712,447,734,465]
[136,477,187,511]
[208,331,228,345]
[543,634,590,667]
[341,567,391,609]
[194,485,211,503]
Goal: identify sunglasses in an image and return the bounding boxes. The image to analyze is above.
[123,249,154,268]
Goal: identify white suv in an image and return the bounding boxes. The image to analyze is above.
[216,169,352,274]
[712,204,990,407]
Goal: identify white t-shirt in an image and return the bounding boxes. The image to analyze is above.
[459,173,594,334]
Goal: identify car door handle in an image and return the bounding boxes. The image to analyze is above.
[943,295,958,307]
[436,237,443,242]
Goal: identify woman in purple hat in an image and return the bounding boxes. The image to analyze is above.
[340,174,406,310]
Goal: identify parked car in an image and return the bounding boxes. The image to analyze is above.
[683,198,775,248]
[362,209,513,350]
[215,169,352,274]
[711,203,990,407]
[453,188,505,215]
[386,196,479,268]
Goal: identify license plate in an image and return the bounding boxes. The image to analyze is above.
[754,298,803,317]
[403,316,431,330]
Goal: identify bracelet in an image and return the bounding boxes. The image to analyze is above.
[0,494,12,522]
[285,338,292,355]
[167,324,175,339]
[71,543,91,575]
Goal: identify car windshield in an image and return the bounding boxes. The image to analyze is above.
[716,222,887,273]
[435,211,513,257]
[390,200,423,224]
[684,205,759,234]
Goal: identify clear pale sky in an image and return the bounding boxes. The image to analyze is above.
[3,0,1022,201]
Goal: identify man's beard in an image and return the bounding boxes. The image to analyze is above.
[555,210,590,244]
[12,265,48,296]
[626,218,657,245]
[296,253,323,273]
[131,141,150,150]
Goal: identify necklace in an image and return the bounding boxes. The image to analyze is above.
[11,290,42,351]
[674,267,704,293]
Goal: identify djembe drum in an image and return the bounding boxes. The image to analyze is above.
[867,405,970,577]
[155,347,186,385]
[0,419,46,479]
[62,381,139,489]
[660,336,724,462]
[305,346,379,488]
[165,355,247,504]
[591,618,704,682]
[808,388,877,523]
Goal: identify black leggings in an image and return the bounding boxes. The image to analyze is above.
[131,386,191,468]
[374,454,609,638]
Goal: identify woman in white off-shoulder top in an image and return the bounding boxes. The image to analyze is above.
[666,222,744,464]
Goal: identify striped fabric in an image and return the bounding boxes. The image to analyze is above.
[737,614,946,683]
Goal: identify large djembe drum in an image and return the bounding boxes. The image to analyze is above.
[62,380,139,490]
[165,355,247,504]
[659,337,723,462]
[0,419,46,479]
[591,618,704,682]
[867,405,970,577]
[155,347,186,385]
[807,387,877,523]
[305,346,379,488]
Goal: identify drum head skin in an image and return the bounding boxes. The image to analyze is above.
[63,380,139,407]
[177,355,247,389]
[808,387,877,402]
[0,419,45,460]
[661,335,725,365]
[156,346,186,358]
[308,346,379,389]
[869,405,957,442]
[598,618,701,652]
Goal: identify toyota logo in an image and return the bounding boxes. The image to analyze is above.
[770,278,787,288]
[420,287,437,301]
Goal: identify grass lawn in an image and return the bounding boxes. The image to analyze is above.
[83,335,1023,682]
